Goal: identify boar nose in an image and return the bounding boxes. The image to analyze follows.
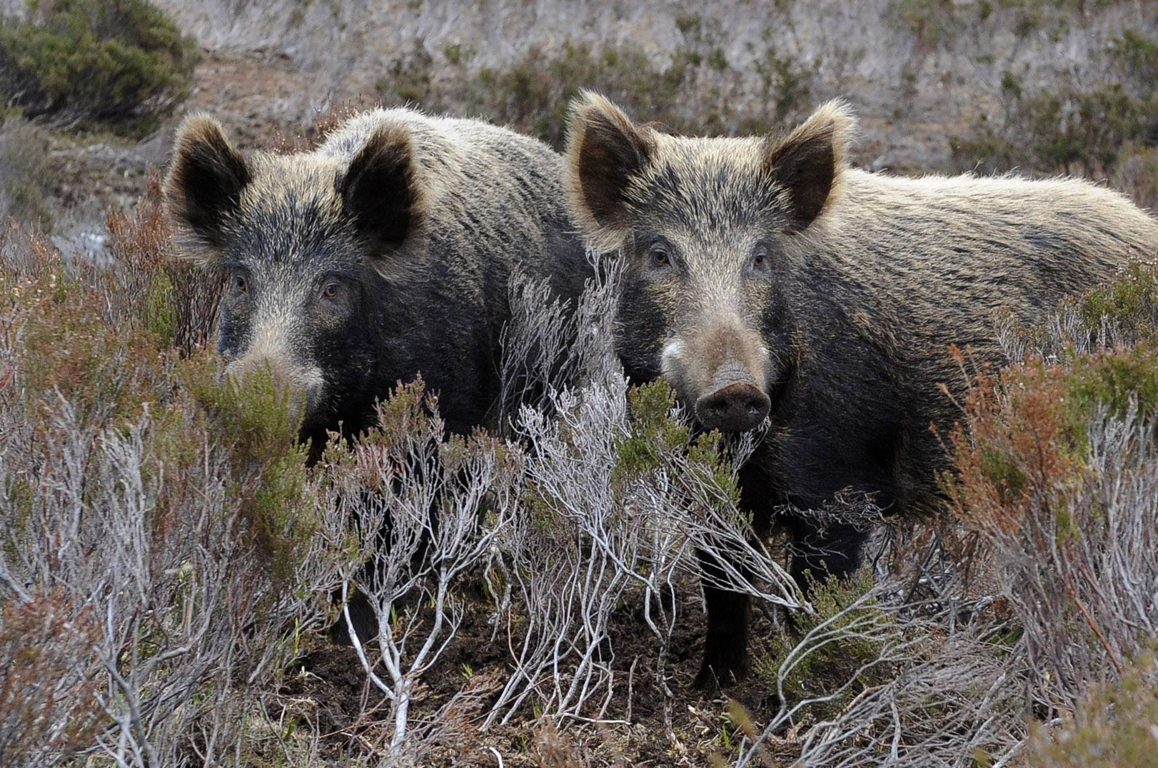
[695,375,771,433]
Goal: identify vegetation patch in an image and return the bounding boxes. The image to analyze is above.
[1027,655,1158,768]
[759,568,891,721]
[0,0,198,135]
[0,114,55,228]
[376,36,813,148]
[951,30,1158,176]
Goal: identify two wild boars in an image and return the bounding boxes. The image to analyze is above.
[564,92,1158,688]
[165,108,590,455]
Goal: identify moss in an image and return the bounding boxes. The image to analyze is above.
[0,0,199,136]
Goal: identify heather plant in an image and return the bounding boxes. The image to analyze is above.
[0,221,346,767]
[1028,654,1158,768]
[0,115,55,228]
[2,175,1157,766]
[487,258,803,731]
[320,379,526,759]
[105,176,222,356]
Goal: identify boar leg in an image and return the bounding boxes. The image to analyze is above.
[694,546,752,689]
[785,516,868,592]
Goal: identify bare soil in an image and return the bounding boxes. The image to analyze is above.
[283,582,805,767]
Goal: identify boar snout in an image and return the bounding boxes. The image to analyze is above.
[694,364,770,433]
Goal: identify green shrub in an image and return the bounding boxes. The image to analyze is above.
[951,265,1158,533]
[1028,655,1158,768]
[376,36,808,149]
[758,568,891,720]
[1112,144,1158,211]
[1077,260,1158,343]
[0,0,198,135]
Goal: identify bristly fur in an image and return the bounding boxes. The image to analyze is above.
[166,113,252,261]
[164,106,590,451]
[564,92,1158,690]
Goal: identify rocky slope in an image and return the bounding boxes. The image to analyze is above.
[4,0,1157,254]
[153,0,1158,170]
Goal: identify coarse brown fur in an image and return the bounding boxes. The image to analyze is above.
[564,91,1158,689]
[166,107,589,444]
[166,107,591,644]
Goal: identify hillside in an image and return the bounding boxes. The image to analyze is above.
[3,0,1158,254]
[2,2,1158,767]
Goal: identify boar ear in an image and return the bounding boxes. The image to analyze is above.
[339,123,427,256]
[764,100,855,233]
[165,115,251,252]
[566,91,655,251]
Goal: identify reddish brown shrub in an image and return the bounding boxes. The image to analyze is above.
[0,591,102,768]
[106,174,221,356]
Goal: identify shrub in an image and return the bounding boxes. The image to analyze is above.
[0,591,103,767]
[376,37,810,149]
[739,265,1158,768]
[947,265,1158,716]
[0,115,55,228]
[759,568,892,721]
[0,205,343,767]
[1028,655,1158,768]
[106,174,222,355]
[0,0,198,134]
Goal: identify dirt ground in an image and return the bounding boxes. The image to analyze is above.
[279,580,805,767]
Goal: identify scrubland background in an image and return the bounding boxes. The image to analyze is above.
[1,1,1158,767]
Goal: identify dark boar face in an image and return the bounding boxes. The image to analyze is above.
[164,116,426,444]
[565,93,851,433]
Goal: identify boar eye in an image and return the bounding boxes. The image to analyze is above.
[752,249,767,270]
[321,282,339,299]
[648,243,671,268]
[231,272,247,294]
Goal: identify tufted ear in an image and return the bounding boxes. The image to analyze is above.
[165,114,251,253]
[339,123,427,257]
[565,90,655,251]
[763,100,855,233]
